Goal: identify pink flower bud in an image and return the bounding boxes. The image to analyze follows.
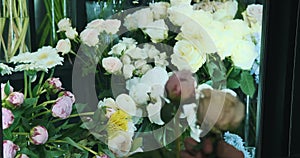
[52,96,73,119]
[30,126,48,145]
[165,70,196,102]
[16,154,29,158]
[6,92,24,107]
[2,107,14,130]
[96,155,110,158]
[59,91,76,104]
[1,83,14,100]
[3,140,19,158]
[45,77,63,93]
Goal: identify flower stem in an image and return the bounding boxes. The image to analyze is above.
[13,132,29,136]
[36,100,57,107]
[51,112,94,123]
[29,110,51,120]
[226,66,234,78]
[49,140,98,155]
[24,71,28,98]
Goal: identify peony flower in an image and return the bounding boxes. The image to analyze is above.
[171,39,206,73]
[16,154,30,158]
[1,83,13,100]
[61,91,76,104]
[46,77,63,93]
[116,94,137,116]
[230,40,258,70]
[98,98,118,118]
[57,18,71,32]
[165,70,196,102]
[52,96,73,119]
[147,101,165,125]
[56,39,71,55]
[2,107,14,130]
[65,27,78,39]
[197,87,245,131]
[150,2,170,20]
[102,57,123,74]
[3,140,19,158]
[124,8,154,30]
[80,28,99,47]
[0,63,13,76]
[30,126,49,145]
[143,19,168,43]
[108,130,132,157]
[96,154,110,158]
[6,92,24,107]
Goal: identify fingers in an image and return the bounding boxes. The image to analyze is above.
[217,140,244,158]
[202,138,213,155]
[180,150,204,158]
[184,137,198,151]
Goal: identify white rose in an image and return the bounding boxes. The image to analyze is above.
[56,39,71,55]
[102,57,123,74]
[143,44,160,59]
[123,64,135,79]
[103,19,121,34]
[143,19,169,43]
[108,131,132,157]
[213,0,238,22]
[116,94,137,116]
[168,5,194,26]
[171,40,206,73]
[57,18,71,32]
[170,0,191,6]
[121,55,131,65]
[86,19,105,32]
[150,2,170,20]
[243,4,263,26]
[65,27,78,39]
[124,8,154,30]
[230,40,258,70]
[134,60,147,69]
[125,47,148,60]
[80,28,99,47]
[224,20,251,39]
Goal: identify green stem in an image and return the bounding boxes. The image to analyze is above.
[37,72,45,95]
[49,140,98,155]
[226,66,234,78]
[13,132,29,136]
[28,79,33,98]
[36,100,57,107]
[51,112,94,123]
[24,71,28,98]
[29,110,51,120]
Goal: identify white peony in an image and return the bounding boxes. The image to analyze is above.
[102,57,123,74]
[116,94,137,116]
[108,131,132,157]
[143,19,169,43]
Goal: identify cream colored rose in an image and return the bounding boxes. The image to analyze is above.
[102,19,121,34]
[143,44,160,59]
[171,40,206,73]
[80,28,99,47]
[125,47,148,60]
[224,20,251,39]
[57,18,71,32]
[65,27,78,39]
[168,5,194,26]
[150,2,170,20]
[86,19,105,31]
[124,8,154,30]
[213,0,238,22]
[243,4,263,26]
[123,64,135,79]
[230,40,258,70]
[102,57,123,74]
[170,0,191,6]
[56,39,71,55]
[108,131,132,157]
[143,19,168,43]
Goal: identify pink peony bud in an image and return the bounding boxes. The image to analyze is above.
[16,154,29,158]
[165,70,196,102]
[6,92,24,107]
[2,107,14,130]
[52,96,73,119]
[96,155,110,158]
[59,91,76,104]
[30,126,48,145]
[3,140,19,158]
[45,77,63,93]
[1,83,14,100]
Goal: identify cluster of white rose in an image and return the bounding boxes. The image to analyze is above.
[103,38,169,79]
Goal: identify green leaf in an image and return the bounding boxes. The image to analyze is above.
[130,137,143,152]
[23,98,38,107]
[44,149,65,158]
[227,79,240,89]
[63,137,84,151]
[240,71,256,97]
[229,67,241,78]
[20,147,39,158]
[4,81,11,96]
[206,53,227,89]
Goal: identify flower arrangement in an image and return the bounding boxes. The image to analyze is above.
[1,0,263,157]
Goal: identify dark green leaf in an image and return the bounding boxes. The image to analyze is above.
[227,79,240,89]
[240,71,256,97]
[63,137,84,151]
[4,81,11,96]
[20,147,39,158]
[206,53,227,89]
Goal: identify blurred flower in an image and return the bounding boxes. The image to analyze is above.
[101,19,121,34]
[13,63,48,73]
[108,38,137,56]
[52,96,73,119]
[65,27,78,39]
[80,28,99,47]
[3,140,19,158]
[16,154,29,158]
[150,2,170,20]
[2,107,14,129]
[45,77,63,93]
[6,92,24,108]
[0,63,13,76]
[95,154,109,158]
[143,19,169,43]
[30,126,49,145]
[57,18,72,32]
[102,57,123,74]
[1,83,13,100]
[123,64,135,79]
[115,94,137,116]
[124,8,153,30]
[242,4,263,26]
[165,70,196,102]
[108,130,132,157]
[56,39,71,55]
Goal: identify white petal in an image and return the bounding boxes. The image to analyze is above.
[147,102,164,125]
[140,67,169,87]
[116,94,137,116]
[129,83,151,105]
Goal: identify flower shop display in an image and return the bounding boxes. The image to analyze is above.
[1,0,263,157]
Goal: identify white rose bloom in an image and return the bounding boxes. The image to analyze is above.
[143,44,160,59]
[102,19,121,34]
[170,0,191,6]
[57,18,71,32]
[134,60,147,69]
[243,4,263,26]
[168,5,194,26]
[147,101,165,125]
[80,28,99,47]
[213,0,238,22]
[143,19,169,43]
[150,2,170,20]
[116,94,137,116]
[129,83,151,105]
[123,64,135,79]
[86,19,105,32]
[230,40,258,70]
[125,47,148,60]
[65,27,78,39]
[224,20,251,39]
[121,55,131,65]
[56,39,71,55]
[102,57,123,74]
[108,131,132,157]
[140,67,169,87]
[171,40,206,73]
[124,8,154,30]
[140,64,152,74]
[214,30,237,59]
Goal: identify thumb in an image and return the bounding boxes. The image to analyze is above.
[216,140,244,158]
